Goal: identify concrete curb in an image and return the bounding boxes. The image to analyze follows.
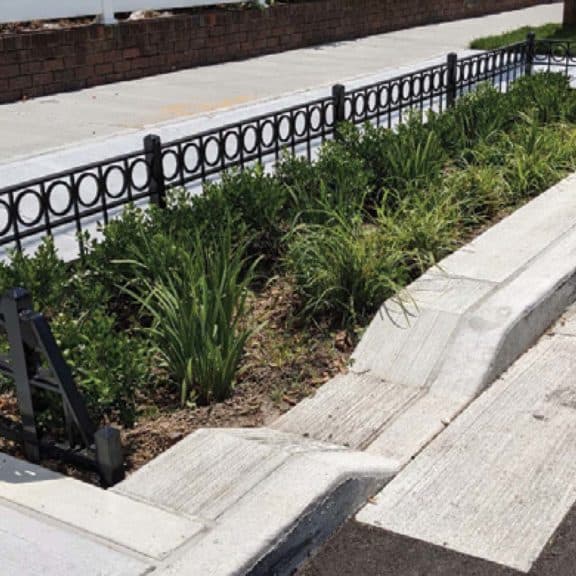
[356,304,576,572]
[113,428,397,576]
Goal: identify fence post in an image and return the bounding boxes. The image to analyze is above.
[332,84,346,138]
[100,0,116,25]
[446,52,458,109]
[525,32,536,77]
[2,288,40,463]
[144,134,167,209]
[95,426,124,487]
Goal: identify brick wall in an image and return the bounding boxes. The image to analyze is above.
[0,0,553,104]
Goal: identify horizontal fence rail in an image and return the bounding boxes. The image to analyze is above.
[533,39,576,74]
[1,37,574,258]
[0,0,261,26]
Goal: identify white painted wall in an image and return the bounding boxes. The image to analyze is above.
[0,0,261,26]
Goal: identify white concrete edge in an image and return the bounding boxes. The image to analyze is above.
[147,434,397,576]
[0,453,206,560]
[243,460,391,576]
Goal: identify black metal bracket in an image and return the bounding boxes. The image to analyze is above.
[0,287,124,486]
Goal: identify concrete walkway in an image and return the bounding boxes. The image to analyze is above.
[0,3,561,163]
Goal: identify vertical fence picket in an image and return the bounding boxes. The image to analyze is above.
[332,83,346,140]
[525,32,536,77]
[144,134,167,209]
[446,52,458,109]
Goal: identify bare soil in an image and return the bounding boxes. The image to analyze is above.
[0,277,352,484]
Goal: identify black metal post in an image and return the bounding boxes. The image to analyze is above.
[2,288,40,462]
[144,134,166,209]
[525,32,536,77]
[446,53,458,109]
[332,84,346,138]
[95,426,125,487]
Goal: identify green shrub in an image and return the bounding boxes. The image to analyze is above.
[509,73,576,125]
[429,83,515,156]
[278,140,372,222]
[287,210,406,328]
[0,237,68,311]
[340,118,446,200]
[52,308,151,427]
[202,165,289,263]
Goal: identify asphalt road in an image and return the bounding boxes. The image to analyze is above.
[298,503,576,576]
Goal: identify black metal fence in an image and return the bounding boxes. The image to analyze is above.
[0,288,124,486]
[1,35,575,257]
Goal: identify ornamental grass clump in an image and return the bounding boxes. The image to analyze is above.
[287,209,406,328]
[126,223,255,406]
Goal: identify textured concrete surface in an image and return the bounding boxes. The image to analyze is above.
[115,428,397,576]
[357,306,576,572]
[298,507,576,576]
[275,173,576,467]
[0,4,560,163]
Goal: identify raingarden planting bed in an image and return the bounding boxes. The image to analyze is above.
[2,73,576,483]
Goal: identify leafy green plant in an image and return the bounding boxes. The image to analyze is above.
[52,308,151,427]
[377,187,461,276]
[202,165,290,264]
[429,83,514,156]
[126,225,256,405]
[0,237,67,311]
[287,209,406,328]
[339,118,446,200]
[278,140,372,222]
[509,73,576,125]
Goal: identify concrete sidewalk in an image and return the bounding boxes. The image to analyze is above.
[0,3,562,163]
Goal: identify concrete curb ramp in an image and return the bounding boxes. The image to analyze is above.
[274,172,576,466]
[0,431,396,576]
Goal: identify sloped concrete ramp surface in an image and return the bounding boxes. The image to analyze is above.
[357,305,576,573]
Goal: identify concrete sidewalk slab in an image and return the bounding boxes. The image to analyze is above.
[357,306,576,572]
[0,502,151,576]
[0,454,205,559]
